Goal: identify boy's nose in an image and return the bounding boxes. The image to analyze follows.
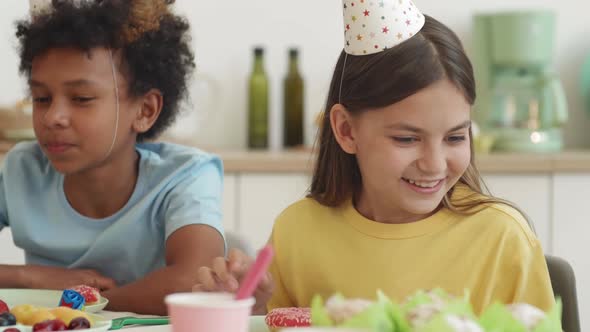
[43,100,71,128]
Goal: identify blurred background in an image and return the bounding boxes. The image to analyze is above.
[0,0,589,151]
[0,0,588,330]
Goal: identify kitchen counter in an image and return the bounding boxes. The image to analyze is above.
[1,140,590,173]
[216,149,590,173]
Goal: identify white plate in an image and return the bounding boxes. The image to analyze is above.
[0,289,111,331]
[0,314,111,332]
[0,315,111,332]
[0,289,108,314]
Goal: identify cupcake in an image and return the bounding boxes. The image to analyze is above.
[401,289,474,331]
[413,313,484,332]
[507,303,546,330]
[324,296,373,325]
[310,292,394,332]
[266,307,311,332]
[479,301,563,332]
[68,285,101,305]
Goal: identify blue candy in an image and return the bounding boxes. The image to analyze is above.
[58,289,86,310]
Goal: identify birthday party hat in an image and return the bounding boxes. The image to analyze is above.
[342,0,425,55]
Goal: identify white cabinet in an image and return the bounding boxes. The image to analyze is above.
[222,174,238,233]
[482,174,553,252]
[552,174,590,329]
[236,173,310,250]
[0,228,24,264]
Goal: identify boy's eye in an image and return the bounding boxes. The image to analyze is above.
[73,97,96,103]
[447,135,467,143]
[392,137,418,143]
[32,97,51,104]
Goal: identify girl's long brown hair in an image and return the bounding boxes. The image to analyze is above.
[309,15,529,221]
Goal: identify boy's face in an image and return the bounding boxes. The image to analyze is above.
[30,47,140,174]
[349,79,472,220]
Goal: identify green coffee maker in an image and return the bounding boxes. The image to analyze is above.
[473,11,568,152]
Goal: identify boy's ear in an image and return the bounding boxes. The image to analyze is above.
[329,103,357,154]
[133,89,163,134]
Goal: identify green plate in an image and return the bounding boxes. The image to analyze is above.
[0,288,108,313]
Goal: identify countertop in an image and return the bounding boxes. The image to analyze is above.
[1,140,590,173]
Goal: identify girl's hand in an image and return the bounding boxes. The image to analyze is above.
[21,265,117,291]
[194,248,273,314]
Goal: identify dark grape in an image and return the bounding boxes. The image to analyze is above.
[67,317,91,330]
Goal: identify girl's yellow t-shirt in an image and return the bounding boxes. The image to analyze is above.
[267,184,555,314]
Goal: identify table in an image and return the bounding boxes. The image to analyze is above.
[99,312,268,331]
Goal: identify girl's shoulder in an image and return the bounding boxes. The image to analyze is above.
[274,197,341,231]
[462,201,539,248]
[451,184,538,246]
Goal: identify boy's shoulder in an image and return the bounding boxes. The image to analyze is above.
[137,142,222,172]
[3,141,47,170]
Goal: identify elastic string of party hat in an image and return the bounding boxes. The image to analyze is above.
[103,49,120,161]
[338,52,349,105]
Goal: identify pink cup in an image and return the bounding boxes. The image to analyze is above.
[165,292,255,332]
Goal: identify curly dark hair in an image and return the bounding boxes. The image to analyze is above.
[15,0,195,141]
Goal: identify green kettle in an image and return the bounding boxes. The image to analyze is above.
[581,53,590,116]
[540,71,568,127]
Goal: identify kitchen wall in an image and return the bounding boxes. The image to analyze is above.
[0,0,588,150]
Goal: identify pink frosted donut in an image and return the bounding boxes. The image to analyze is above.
[265,307,311,331]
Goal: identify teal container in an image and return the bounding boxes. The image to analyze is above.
[487,11,556,67]
[581,53,590,116]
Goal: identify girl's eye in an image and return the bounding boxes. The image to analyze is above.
[447,135,467,143]
[392,137,418,144]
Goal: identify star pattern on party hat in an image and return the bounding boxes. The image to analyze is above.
[342,0,425,55]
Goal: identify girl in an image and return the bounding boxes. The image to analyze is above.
[0,0,224,315]
[195,0,555,316]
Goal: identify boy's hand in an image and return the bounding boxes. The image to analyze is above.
[21,265,117,291]
[194,248,273,314]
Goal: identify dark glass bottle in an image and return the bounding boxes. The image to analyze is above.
[248,47,269,149]
[283,48,304,148]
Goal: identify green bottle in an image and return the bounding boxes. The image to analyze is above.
[283,48,304,148]
[248,47,269,149]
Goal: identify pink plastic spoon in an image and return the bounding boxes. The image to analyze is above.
[235,245,274,300]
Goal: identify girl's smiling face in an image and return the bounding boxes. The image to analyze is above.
[332,79,472,222]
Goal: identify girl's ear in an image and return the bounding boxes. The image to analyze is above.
[329,103,357,154]
[133,89,163,134]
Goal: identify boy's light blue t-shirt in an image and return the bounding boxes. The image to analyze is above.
[0,141,224,286]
